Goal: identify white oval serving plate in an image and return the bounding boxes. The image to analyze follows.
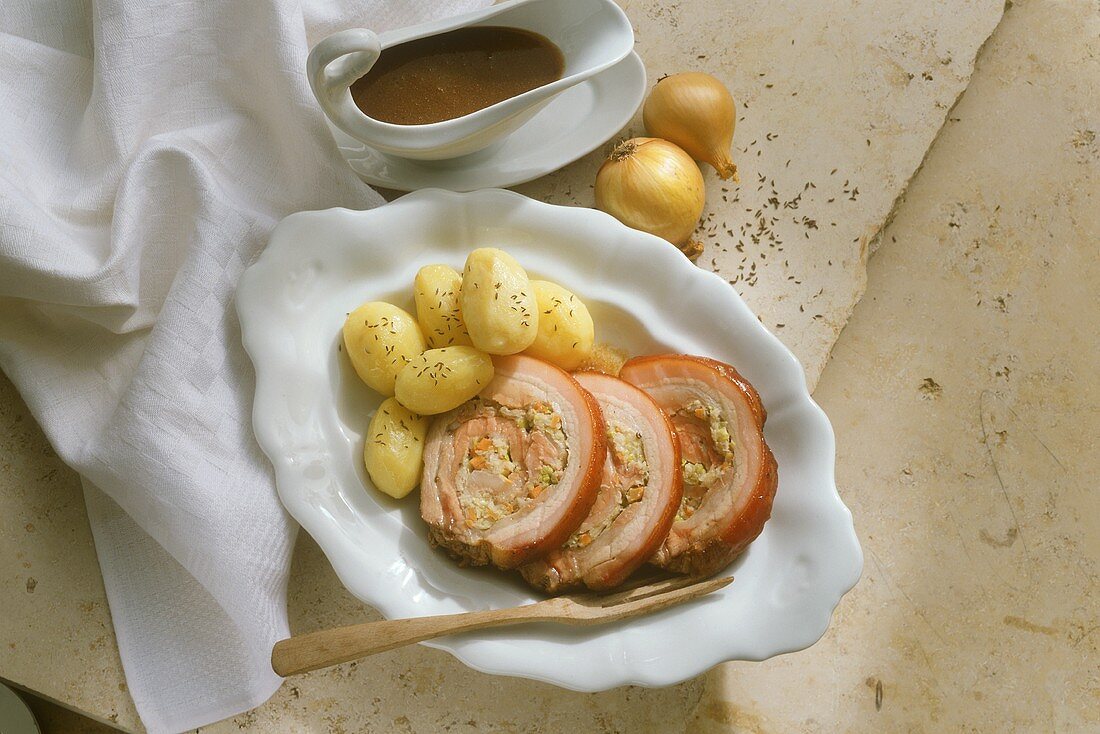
[237,188,862,690]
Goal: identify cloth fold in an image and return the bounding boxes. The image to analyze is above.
[0,1,486,731]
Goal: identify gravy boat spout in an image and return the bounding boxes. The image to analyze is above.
[307,0,635,161]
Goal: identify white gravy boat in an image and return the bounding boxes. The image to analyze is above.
[307,0,634,161]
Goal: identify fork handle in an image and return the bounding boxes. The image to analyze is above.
[271,602,558,677]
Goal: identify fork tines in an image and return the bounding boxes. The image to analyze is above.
[586,574,733,608]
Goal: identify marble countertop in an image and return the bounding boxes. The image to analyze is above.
[2,0,1097,731]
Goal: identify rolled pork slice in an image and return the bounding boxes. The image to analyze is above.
[619,355,778,577]
[420,355,605,569]
[520,372,683,593]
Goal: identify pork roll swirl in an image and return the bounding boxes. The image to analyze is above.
[619,355,777,577]
[520,372,683,592]
[420,355,605,569]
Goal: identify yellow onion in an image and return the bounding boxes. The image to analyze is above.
[643,72,739,181]
[594,137,705,256]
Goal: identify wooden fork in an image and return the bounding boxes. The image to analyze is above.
[271,574,732,677]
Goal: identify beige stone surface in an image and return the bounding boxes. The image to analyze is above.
[0,373,140,731]
[516,0,1003,389]
[690,0,1100,729]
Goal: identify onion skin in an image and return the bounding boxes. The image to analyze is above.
[594,137,705,250]
[643,72,739,182]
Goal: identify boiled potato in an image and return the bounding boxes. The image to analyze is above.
[413,264,472,348]
[343,302,426,396]
[524,280,594,370]
[460,248,538,355]
[363,398,429,499]
[395,346,494,415]
[577,342,628,376]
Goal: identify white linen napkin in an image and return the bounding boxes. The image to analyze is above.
[0,1,487,731]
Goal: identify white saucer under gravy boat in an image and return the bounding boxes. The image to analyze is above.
[307,0,635,161]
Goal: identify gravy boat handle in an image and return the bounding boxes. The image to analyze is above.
[307,29,381,134]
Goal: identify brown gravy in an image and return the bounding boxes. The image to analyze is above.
[351,26,565,126]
